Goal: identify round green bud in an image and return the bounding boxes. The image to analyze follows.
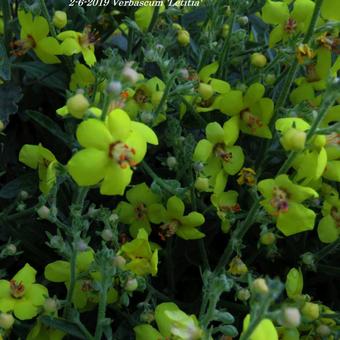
[66,93,89,119]
[198,83,214,100]
[281,128,306,151]
[265,73,276,85]
[44,298,59,313]
[316,324,331,336]
[237,288,250,301]
[107,81,122,95]
[221,24,230,38]
[53,11,67,29]
[125,277,138,292]
[301,302,319,321]
[0,313,15,330]
[195,177,210,192]
[238,16,249,26]
[281,307,301,328]
[101,229,114,242]
[166,156,177,170]
[19,190,29,200]
[113,255,126,269]
[301,252,314,266]
[251,53,267,68]
[252,278,269,294]
[260,232,276,246]
[140,112,154,124]
[5,244,17,256]
[313,135,326,149]
[0,120,5,132]
[37,205,50,219]
[177,30,190,46]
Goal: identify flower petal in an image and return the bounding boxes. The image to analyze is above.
[193,139,213,162]
[107,109,131,140]
[76,119,112,150]
[14,299,38,320]
[25,284,48,306]
[277,202,316,236]
[222,146,245,175]
[13,263,36,287]
[0,280,10,299]
[244,83,265,107]
[134,324,162,340]
[206,122,225,144]
[67,149,108,186]
[318,215,338,243]
[218,90,244,116]
[176,226,205,240]
[167,196,185,219]
[127,183,159,206]
[130,121,158,145]
[31,16,49,41]
[100,164,133,195]
[180,212,205,228]
[262,0,289,25]
[44,261,71,282]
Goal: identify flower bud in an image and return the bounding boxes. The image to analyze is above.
[122,64,139,84]
[76,240,88,252]
[19,190,29,200]
[280,128,306,151]
[177,30,190,46]
[281,307,301,328]
[301,252,314,266]
[109,213,119,224]
[5,244,17,256]
[265,73,276,85]
[53,11,67,29]
[101,229,114,242]
[198,83,214,100]
[221,24,229,38]
[172,23,182,30]
[44,298,59,313]
[140,112,154,124]
[260,232,276,246]
[237,288,250,301]
[37,205,50,219]
[313,135,326,149]
[238,16,249,26]
[66,93,89,119]
[250,53,267,68]
[301,302,319,321]
[113,255,126,269]
[0,120,4,132]
[316,324,331,336]
[125,277,138,292]
[179,68,189,80]
[166,156,177,170]
[0,313,14,330]
[107,81,122,95]
[195,177,210,192]
[228,256,248,276]
[252,278,269,294]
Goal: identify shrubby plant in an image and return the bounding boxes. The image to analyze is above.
[0,0,339,339]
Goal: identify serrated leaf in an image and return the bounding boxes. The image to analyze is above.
[25,110,73,148]
[40,316,86,339]
[0,39,11,81]
[0,82,23,124]
[0,172,38,199]
[15,62,68,91]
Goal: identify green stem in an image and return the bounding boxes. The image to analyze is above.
[147,6,160,33]
[64,247,77,318]
[0,207,36,224]
[38,0,57,37]
[100,94,111,121]
[217,10,236,79]
[94,282,108,340]
[154,73,177,118]
[75,320,94,340]
[141,162,177,195]
[315,238,340,263]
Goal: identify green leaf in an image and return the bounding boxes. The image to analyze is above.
[0,172,38,199]
[0,82,23,123]
[39,316,86,339]
[24,110,73,148]
[0,39,11,81]
[14,62,68,91]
